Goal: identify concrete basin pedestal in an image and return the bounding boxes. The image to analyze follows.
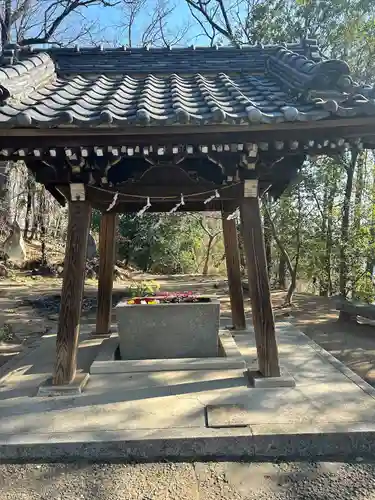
[115,298,220,360]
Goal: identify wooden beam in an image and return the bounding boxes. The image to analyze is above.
[1,117,375,148]
[53,201,92,386]
[222,205,246,330]
[45,186,66,206]
[1,115,375,138]
[96,212,118,335]
[9,142,353,164]
[240,184,280,377]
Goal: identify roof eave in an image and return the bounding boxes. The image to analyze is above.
[0,116,374,145]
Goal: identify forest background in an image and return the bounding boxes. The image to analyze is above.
[1,0,375,305]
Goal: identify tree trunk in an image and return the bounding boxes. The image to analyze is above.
[143,244,152,272]
[325,187,335,296]
[352,152,365,297]
[23,191,31,240]
[203,235,214,276]
[2,0,11,46]
[238,231,246,272]
[23,172,34,240]
[367,153,375,277]
[53,213,62,239]
[339,150,358,297]
[319,175,329,296]
[263,196,273,278]
[264,187,302,307]
[29,186,39,241]
[284,269,297,306]
[278,254,287,289]
[282,238,301,306]
[40,186,47,265]
[30,220,38,241]
[354,153,364,230]
[320,173,336,297]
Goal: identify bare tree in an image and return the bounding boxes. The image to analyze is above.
[110,0,190,47]
[184,0,236,45]
[0,0,119,47]
[263,189,303,307]
[183,0,293,46]
[190,213,222,275]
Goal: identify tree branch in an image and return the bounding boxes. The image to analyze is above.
[187,2,216,45]
[263,202,294,277]
[184,0,238,45]
[20,0,119,45]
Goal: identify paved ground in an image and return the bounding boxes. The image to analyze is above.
[1,461,375,499]
[276,291,375,386]
[1,320,375,460]
[2,276,375,493]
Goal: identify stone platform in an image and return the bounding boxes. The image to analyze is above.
[90,329,246,373]
[1,320,375,461]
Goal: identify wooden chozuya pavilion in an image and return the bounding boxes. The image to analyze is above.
[0,40,374,388]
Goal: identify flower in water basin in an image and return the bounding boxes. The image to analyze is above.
[125,291,211,304]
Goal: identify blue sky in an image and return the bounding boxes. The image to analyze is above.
[56,0,204,47]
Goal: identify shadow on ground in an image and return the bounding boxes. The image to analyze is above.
[272,292,375,386]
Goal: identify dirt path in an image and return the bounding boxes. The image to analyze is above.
[0,281,51,372]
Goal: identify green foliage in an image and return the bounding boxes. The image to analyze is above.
[91,211,224,275]
[124,280,160,297]
[0,323,13,342]
[267,150,375,302]
[118,213,204,273]
[353,272,374,303]
[91,210,101,233]
[187,0,375,79]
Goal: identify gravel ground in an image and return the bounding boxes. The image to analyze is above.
[1,461,375,500]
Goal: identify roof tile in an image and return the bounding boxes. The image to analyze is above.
[0,40,372,128]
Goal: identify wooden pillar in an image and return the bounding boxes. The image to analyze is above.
[53,201,91,386]
[240,181,280,377]
[221,205,246,330]
[96,212,117,335]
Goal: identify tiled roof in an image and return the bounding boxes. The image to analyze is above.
[0,41,373,129]
[24,41,318,75]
